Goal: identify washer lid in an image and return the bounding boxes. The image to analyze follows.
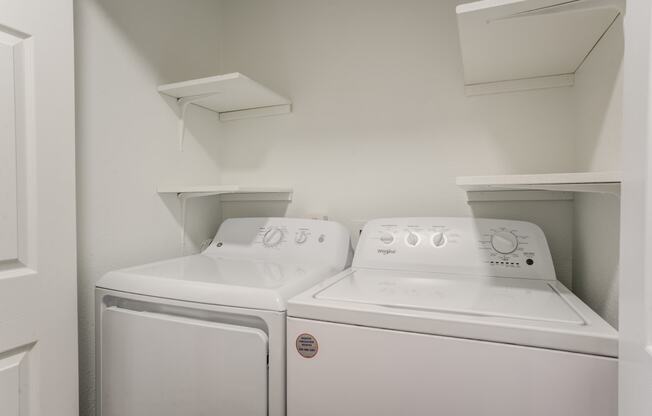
[289,269,618,357]
[315,269,584,325]
[97,254,341,311]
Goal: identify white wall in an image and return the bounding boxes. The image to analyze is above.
[75,1,225,415]
[571,16,623,328]
[216,0,623,320]
[216,0,578,285]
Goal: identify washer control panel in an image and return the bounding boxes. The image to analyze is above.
[205,217,353,267]
[353,218,555,280]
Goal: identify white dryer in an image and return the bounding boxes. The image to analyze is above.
[287,217,618,416]
[96,217,352,416]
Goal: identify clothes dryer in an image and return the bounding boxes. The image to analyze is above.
[96,217,352,416]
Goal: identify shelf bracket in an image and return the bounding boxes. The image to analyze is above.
[177,92,221,151]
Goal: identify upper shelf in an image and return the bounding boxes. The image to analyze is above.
[456,0,623,95]
[456,171,621,196]
[158,72,291,121]
[157,184,293,201]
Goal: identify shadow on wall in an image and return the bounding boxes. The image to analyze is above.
[574,16,623,172]
[90,0,223,83]
[572,193,620,328]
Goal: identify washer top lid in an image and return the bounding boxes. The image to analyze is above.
[97,254,343,311]
[315,269,583,325]
[288,268,618,357]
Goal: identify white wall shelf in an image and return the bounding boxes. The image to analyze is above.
[158,72,291,119]
[457,171,621,200]
[157,185,293,202]
[456,0,623,95]
[158,72,291,149]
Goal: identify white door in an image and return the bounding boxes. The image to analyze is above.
[621,0,652,415]
[0,0,78,415]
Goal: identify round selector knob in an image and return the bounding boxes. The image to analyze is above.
[491,231,519,254]
[379,232,394,245]
[263,227,285,248]
[295,230,309,245]
[432,231,447,248]
[406,231,420,247]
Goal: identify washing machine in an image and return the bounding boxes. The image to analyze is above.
[287,217,618,416]
[95,217,352,416]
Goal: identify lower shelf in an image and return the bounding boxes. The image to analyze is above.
[456,172,621,201]
[157,185,293,202]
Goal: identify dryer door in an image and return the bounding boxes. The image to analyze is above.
[100,306,268,416]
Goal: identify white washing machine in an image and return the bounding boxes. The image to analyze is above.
[287,217,618,416]
[95,217,352,416]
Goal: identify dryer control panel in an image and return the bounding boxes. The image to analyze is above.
[353,218,555,280]
[205,217,353,268]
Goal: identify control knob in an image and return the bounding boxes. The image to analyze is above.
[406,231,420,247]
[379,232,394,245]
[491,231,518,254]
[295,230,309,245]
[263,227,284,248]
[432,231,447,248]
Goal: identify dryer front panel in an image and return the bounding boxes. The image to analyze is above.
[101,306,268,416]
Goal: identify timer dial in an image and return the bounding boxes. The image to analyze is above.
[491,231,518,254]
[263,227,284,247]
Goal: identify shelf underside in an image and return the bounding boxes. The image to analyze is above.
[457,172,621,200]
[157,185,293,202]
[457,0,622,95]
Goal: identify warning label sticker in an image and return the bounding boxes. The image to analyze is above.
[296,333,318,358]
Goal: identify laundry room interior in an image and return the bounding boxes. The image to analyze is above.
[72,0,624,415]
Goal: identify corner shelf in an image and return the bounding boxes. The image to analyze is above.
[456,0,623,96]
[157,185,293,202]
[158,72,291,149]
[456,171,621,201]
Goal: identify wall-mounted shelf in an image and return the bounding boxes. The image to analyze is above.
[157,185,293,202]
[457,171,621,200]
[159,185,293,253]
[456,0,623,96]
[158,72,291,149]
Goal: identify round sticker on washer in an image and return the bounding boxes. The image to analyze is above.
[296,333,318,358]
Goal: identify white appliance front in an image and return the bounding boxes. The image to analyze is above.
[102,306,267,416]
[96,290,286,416]
[287,317,617,416]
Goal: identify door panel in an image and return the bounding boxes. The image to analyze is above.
[0,0,78,415]
[0,38,17,262]
[101,307,268,416]
[0,349,30,416]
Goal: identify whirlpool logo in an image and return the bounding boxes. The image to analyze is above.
[377,248,396,255]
